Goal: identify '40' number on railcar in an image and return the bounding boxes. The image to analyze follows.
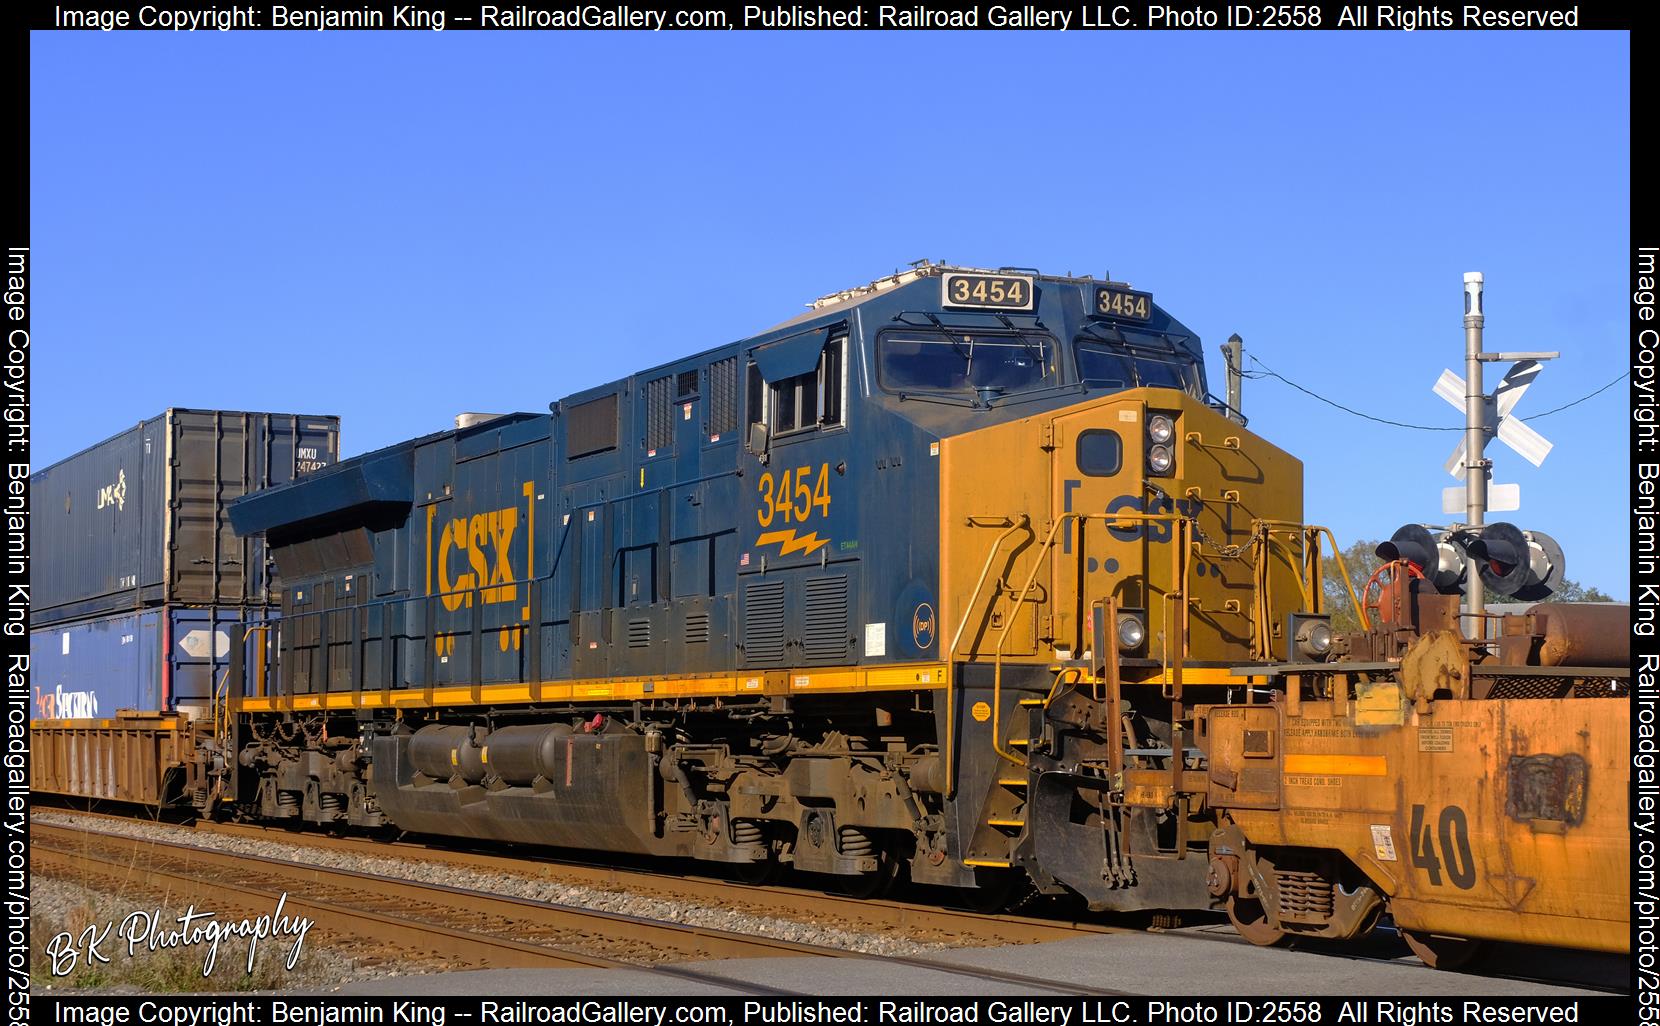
[756,464,832,526]
[1408,804,1477,890]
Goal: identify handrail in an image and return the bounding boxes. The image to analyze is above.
[219,624,272,740]
[1308,525,1371,632]
[989,510,1187,768]
[942,514,1031,798]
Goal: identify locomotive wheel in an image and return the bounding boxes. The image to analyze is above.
[734,854,781,886]
[955,867,1020,912]
[1226,896,1287,947]
[836,850,900,898]
[1401,929,1484,970]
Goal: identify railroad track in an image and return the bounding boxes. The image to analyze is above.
[30,820,1132,996]
[195,820,1127,946]
[34,804,1134,946]
[32,806,1625,994]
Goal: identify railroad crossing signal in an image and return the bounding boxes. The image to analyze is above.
[1434,359,1553,515]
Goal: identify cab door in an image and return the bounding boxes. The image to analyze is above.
[1048,400,1149,660]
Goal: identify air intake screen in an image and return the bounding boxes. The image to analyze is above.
[645,376,673,453]
[566,394,619,459]
[707,357,738,438]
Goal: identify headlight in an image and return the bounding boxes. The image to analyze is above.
[1148,414,1175,444]
[1117,613,1146,651]
[1147,444,1173,475]
[1293,618,1334,661]
[1304,622,1332,655]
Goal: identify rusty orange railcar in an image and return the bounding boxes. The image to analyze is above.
[1198,579,1630,967]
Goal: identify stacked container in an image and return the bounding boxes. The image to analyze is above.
[30,409,339,720]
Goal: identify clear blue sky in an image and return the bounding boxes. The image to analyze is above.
[31,31,1630,597]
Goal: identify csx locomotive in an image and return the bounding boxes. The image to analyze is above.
[31,263,1631,964]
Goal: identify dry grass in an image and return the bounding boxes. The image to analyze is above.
[31,877,333,993]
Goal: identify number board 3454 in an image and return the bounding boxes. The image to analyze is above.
[1094,286,1153,322]
[941,273,1035,311]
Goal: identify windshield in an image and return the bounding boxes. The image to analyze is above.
[879,331,1054,395]
[1074,329,1203,396]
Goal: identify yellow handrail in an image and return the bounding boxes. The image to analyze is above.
[942,514,1031,798]
[214,625,273,766]
[1308,526,1371,632]
[948,509,1371,783]
[989,510,1187,768]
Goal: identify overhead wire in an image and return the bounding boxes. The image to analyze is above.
[1241,354,1628,431]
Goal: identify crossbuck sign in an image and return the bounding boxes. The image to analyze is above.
[1434,359,1553,515]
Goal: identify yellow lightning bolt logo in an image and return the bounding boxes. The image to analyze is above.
[755,529,830,556]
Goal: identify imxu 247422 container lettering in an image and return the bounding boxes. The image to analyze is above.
[31,408,340,627]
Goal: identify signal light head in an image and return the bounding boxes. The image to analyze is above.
[1376,524,1467,594]
[1468,522,1564,601]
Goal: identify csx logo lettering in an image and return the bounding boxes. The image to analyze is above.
[437,508,518,610]
[1106,494,1203,542]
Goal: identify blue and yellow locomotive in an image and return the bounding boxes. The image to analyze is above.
[212,261,1319,910]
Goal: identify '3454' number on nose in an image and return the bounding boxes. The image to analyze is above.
[756,464,832,527]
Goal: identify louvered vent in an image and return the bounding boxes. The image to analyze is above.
[741,580,786,665]
[645,376,673,452]
[801,575,849,662]
[627,618,652,649]
[685,611,711,644]
[707,357,738,437]
[677,370,699,399]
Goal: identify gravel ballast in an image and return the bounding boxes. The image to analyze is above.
[30,811,948,959]
[30,875,417,993]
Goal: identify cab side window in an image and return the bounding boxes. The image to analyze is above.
[771,336,845,436]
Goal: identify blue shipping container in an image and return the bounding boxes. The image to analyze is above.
[29,606,260,720]
[32,409,340,627]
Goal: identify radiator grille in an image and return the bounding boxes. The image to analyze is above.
[741,580,786,665]
[801,575,849,662]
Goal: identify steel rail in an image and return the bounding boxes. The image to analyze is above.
[31,820,1133,996]
[33,807,1123,945]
